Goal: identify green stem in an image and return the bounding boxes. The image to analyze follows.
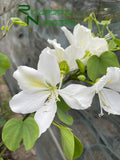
[110,48,120,51]
[101,25,106,37]
[84,80,94,85]
[0,141,3,147]
[52,122,61,129]
[0,146,7,156]
[94,20,102,37]
[0,33,6,40]
[54,120,63,127]
[0,20,13,40]
[7,22,13,31]
[22,114,30,121]
[0,109,12,116]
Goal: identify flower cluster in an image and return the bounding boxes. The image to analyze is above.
[9,24,120,137]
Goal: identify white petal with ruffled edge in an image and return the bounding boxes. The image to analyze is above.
[13,66,49,93]
[61,26,74,45]
[48,39,64,63]
[59,84,95,110]
[48,39,64,54]
[98,88,120,115]
[88,37,108,56]
[95,67,120,93]
[105,67,120,92]
[34,98,57,136]
[73,24,91,49]
[64,45,85,70]
[9,91,50,114]
[38,51,60,87]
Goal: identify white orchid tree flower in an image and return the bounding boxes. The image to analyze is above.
[9,52,94,137]
[94,67,120,116]
[48,39,85,71]
[61,24,108,58]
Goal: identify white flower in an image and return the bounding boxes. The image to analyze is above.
[10,52,94,137]
[94,67,120,116]
[61,24,108,57]
[47,39,85,71]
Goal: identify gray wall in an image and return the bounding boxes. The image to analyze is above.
[0,0,120,160]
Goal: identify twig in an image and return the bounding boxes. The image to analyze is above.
[0,0,27,17]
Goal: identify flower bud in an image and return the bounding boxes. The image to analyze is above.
[76,59,85,73]
[59,60,70,75]
[78,75,86,81]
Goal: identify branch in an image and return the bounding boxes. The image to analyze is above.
[0,0,27,17]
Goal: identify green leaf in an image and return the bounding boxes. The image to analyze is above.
[10,17,27,26]
[1,26,5,30]
[23,117,39,150]
[0,68,5,76]
[57,96,71,112]
[108,39,117,50]
[0,157,4,160]
[57,107,73,126]
[0,53,10,69]
[106,26,116,39]
[2,118,23,151]
[114,39,120,47]
[73,135,83,159]
[60,127,74,160]
[87,51,119,81]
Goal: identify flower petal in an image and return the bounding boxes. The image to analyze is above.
[88,37,108,56]
[37,51,60,86]
[9,91,49,114]
[59,84,95,110]
[64,45,85,71]
[73,24,91,49]
[105,67,120,92]
[98,88,120,115]
[13,66,49,93]
[61,26,74,45]
[95,67,120,93]
[48,39,64,63]
[34,98,57,136]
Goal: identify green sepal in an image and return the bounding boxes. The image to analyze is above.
[76,59,85,73]
[59,60,70,75]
